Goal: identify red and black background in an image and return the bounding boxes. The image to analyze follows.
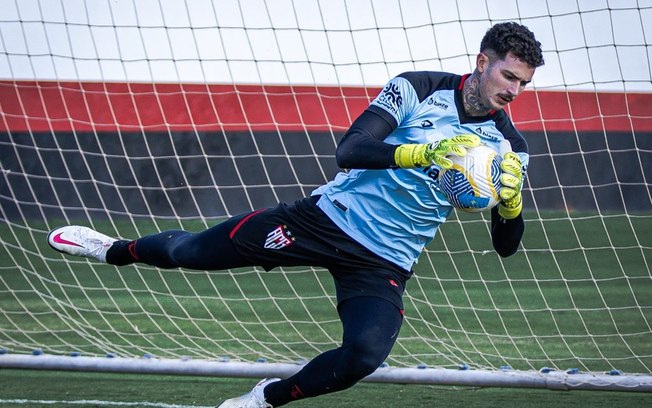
[1,81,651,221]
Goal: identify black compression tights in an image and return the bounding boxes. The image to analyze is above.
[105,222,403,406]
[264,296,403,406]
[105,216,249,270]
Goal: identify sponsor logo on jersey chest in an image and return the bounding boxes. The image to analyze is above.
[475,127,490,137]
[427,97,448,110]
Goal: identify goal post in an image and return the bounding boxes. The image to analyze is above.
[1,0,652,391]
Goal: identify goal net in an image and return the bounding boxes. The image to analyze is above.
[1,0,651,389]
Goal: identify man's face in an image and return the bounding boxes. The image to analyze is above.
[478,51,536,111]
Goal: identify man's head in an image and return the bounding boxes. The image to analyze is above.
[480,22,544,69]
[469,22,544,113]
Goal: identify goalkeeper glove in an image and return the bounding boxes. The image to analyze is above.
[498,151,524,219]
[394,134,481,169]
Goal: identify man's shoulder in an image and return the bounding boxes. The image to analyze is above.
[396,71,461,102]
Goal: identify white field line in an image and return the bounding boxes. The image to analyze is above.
[0,399,213,408]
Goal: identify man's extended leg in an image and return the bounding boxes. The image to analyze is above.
[48,213,252,270]
[218,296,403,407]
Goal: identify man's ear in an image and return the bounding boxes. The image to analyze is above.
[476,52,490,73]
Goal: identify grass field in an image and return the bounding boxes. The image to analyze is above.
[1,211,652,405]
[1,368,651,408]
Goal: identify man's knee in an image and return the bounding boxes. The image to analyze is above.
[168,233,206,268]
[336,337,388,384]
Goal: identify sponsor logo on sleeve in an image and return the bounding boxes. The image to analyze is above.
[375,82,403,114]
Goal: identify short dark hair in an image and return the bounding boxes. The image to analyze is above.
[480,22,544,68]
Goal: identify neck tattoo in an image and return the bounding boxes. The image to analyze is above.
[463,72,490,116]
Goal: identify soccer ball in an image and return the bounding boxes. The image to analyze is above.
[438,144,502,212]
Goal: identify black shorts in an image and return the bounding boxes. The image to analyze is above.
[228,196,412,311]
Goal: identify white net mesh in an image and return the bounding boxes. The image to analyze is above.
[1,0,651,378]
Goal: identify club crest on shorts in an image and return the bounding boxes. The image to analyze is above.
[264,224,295,249]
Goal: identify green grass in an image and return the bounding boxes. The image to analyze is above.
[1,211,652,406]
[1,368,651,408]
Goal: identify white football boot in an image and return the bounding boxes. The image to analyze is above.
[47,225,117,263]
[216,378,281,408]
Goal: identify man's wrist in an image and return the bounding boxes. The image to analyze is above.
[498,198,522,219]
[394,144,427,168]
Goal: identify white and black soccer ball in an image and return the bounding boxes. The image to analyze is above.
[438,144,502,212]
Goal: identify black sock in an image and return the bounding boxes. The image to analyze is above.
[105,240,137,266]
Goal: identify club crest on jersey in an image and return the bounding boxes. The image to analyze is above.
[264,224,295,250]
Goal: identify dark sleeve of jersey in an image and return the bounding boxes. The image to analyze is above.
[335,108,399,169]
[493,110,528,154]
[490,207,524,257]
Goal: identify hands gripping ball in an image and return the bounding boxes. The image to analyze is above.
[438,144,503,212]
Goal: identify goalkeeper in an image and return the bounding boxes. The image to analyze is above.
[48,22,543,408]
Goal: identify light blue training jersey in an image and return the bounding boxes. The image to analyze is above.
[312,72,529,271]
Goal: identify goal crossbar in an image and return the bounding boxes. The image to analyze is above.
[2,353,651,393]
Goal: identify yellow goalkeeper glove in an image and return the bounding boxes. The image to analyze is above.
[394,134,481,169]
[498,151,524,219]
